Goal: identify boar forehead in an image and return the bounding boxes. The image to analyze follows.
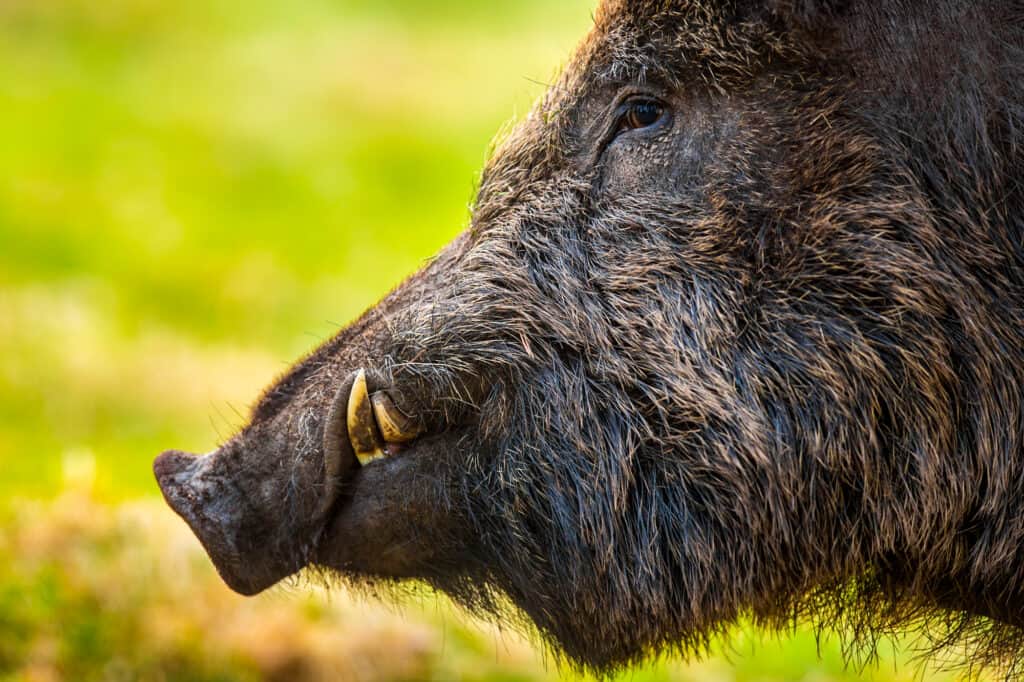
[473,1,825,201]
[577,2,810,91]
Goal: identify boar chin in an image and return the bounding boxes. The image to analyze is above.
[153,448,320,595]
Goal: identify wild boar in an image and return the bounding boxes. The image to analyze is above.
[155,0,1024,673]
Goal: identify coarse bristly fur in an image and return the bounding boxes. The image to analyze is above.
[154,0,1024,678]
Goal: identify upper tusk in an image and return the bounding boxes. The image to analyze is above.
[347,369,385,466]
[371,392,424,444]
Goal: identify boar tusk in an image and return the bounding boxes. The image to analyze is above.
[347,369,385,466]
[371,392,423,444]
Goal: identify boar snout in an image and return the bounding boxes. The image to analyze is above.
[154,442,334,596]
[154,359,450,595]
[154,449,263,594]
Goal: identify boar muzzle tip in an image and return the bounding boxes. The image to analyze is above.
[153,449,195,487]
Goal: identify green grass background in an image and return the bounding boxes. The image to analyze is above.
[0,0,975,679]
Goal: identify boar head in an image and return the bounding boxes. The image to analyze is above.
[155,0,1024,672]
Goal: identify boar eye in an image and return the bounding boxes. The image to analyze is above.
[618,99,667,135]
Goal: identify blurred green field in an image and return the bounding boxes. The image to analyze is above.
[0,1,975,680]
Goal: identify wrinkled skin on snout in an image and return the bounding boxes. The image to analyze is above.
[155,0,1024,673]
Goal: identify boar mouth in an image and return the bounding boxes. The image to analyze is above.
[154,367,439,595]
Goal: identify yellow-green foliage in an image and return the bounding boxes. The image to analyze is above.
[0,0,978,679]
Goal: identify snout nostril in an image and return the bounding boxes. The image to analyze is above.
[153,449,195,483]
